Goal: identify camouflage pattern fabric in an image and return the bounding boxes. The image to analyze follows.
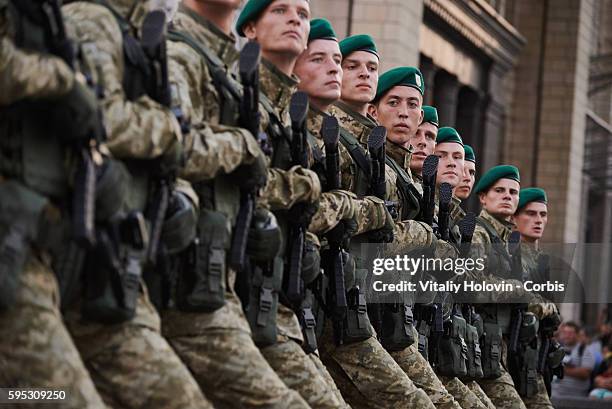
[467,381,497,409]
[0,256,107,409]
[441,376,489,409]
[309,352,353,409]
[318,323,435,409]
[477,339,527,409]
[261,336,349,408]
[521,375,553,409]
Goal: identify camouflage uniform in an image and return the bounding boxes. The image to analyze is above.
[471,209,531,409]
[0,2,107,407]
[159,6,314,408]
[310,104,435,409]
[466,381,497,409]
[61,1,211,407]
[257,58,350,409]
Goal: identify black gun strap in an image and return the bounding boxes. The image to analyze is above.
[338,128,372,184]
[385,156,421,220]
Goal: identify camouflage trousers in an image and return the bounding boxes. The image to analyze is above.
[477,339,526,409]
[466,381,496,409]
[319,324,435,409]
[440,376,488,409]
[65,286,211,408]
[390,335,462,409]
[521,374,553,409]
[165,320,310,408]
[261,335,349,409]
[0,255,106,409]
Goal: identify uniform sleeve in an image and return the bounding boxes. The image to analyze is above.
[0,36,74,105]
[353,196,389,234]
[308,190,356,235]
[167,40,265,181]
[259,166,321,210]
[385,220,435,256]
[63,3,181,160]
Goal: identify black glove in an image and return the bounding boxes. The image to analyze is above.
[246,208,282,262]
[301,239,321,285]
[367,207,395,243]
[54,81,104,143]
[230,154,268,190]
[326,217,358,247]
[287,201,319,227]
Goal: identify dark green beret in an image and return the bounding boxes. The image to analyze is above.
[236,0,272,37]
[422,106,438,127]
[517,188,547,211]
[374,66,425,101]
[436,127,463,146]
[339,34,378,58]
[474,165,520,194]
[464,144,475,163]
[308,18,337,42]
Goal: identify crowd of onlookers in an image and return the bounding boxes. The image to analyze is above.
[551,309,612,400]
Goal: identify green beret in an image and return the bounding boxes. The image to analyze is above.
[308,18,337,42]
[436,127,463,146]
[474,165,520,194]
[464,144,475,163]
[375,66,425,101]
[339,34,378,58]
[236,0,272,37]
[517,188,547,211]
[422,106,438,127]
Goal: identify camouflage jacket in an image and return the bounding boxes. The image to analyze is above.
[0,0,75,105]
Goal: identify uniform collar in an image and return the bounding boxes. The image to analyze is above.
[306,106,328,139]
[331,100,375,146]
[449,196,465,224]
[174,4,239,66]
[259,58,298,113]
[387,142,413,172]
[479,209,514,241]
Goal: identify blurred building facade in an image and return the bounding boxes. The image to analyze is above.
[309,0,612,324]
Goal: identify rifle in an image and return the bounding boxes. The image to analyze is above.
[437,182,452,241]
[229,41,263,274]
[420,155,439,226]
[368,126,386,200]
[458,212,476,258]
[284,91,310,305]
[41,0,97,248]
[321,115,348,345]
[140,10,174,268]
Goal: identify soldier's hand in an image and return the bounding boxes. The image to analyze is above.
[55,81,104,143]
[326,217,358,247]
[288,201,320,227]
[367,206,395,243]
[246,208,282,262]
[230,154,268,190]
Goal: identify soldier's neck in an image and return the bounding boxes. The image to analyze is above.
[521,235,539,247]
[309,97,334,113]
[183,1,235,35]
[339,98,368,117]
[262,51,298,78]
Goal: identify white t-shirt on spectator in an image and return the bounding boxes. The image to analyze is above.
[552,343,596,397]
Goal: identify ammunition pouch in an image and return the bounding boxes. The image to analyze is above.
[342,266,374,344]
[519,312,539,344]
[299,289,318,353]
[547,340,565,369]
[311,272,329,341]
[95,158,130,222]
[0,181,49,310]
[417,320,430,360]
[436,314,468,377]
[175,208,228,312]
[481,322,503,379]
[301,238,321,285]
[380,303,415,351]
[81,212,146,324]
[465,321,484,379]
[514,345,539,398]
[246,256,283,347]
[161,191,197,255]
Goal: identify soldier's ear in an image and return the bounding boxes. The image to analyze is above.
[478,192,487,206]
[243,21,257,41]
[368,103,378,119]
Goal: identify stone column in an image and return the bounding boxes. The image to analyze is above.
[420,56,437,106]
[433,71,459,127]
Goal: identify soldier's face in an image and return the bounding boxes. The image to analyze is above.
[454,160,476,200]
[340,51,379,104]
[513,201,548,242]
[435,143,464,188]
[409,122,437,175]
[479,178,520,219]
[373,86,423,147]
[243,0,310,58]
[294,39,343,110]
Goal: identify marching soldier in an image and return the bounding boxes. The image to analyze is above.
[294,25,435,409]
[513,188,561,409]
[161,0,316,407]
[238,4,351,408]
[60,0,213,407]
[0,1,106,406]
